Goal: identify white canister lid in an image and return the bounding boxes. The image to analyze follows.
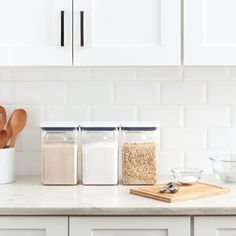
[81,121,119,131]
[40,121,79,131]
[121,121,160,131]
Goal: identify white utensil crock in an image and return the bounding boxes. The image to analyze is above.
[0,148,15,184]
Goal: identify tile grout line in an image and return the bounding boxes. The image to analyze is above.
[205,127,209,151]
[227,67,230,80]
[88,104,92,121]
[204,80,208,105]
[183,150,187,169]
[135,105,139,121]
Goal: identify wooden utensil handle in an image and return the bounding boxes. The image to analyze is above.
[0,106,7,131]
[9,137,16,148]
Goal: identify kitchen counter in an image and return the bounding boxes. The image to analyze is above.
[0,176,235,216]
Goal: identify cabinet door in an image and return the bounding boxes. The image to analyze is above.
[0,217,68,236]
[185,0,236,65]
[73,0,181,66]
[70,217,190,236]
[195,217,236,236]
[0,0,72,66]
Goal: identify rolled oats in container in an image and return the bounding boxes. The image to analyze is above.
[121,122,159,185]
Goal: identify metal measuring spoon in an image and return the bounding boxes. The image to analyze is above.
[160,182,179,194]
[169,185,179,193]
[160,182,174,193]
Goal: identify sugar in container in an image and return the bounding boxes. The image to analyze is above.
[81,122,119,185]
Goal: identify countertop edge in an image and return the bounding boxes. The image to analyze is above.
[1,207,236,216]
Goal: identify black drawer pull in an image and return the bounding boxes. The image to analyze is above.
[80,11,84,47]
[61,11,65,47]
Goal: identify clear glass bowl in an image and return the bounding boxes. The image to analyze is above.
[210,155,236,183]
[171,168,203,185]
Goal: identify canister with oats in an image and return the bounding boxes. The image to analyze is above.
[121,122,159,185]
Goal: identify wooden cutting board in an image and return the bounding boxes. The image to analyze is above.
[130,182,230,203]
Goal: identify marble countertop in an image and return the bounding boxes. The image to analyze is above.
[0,176,236,216]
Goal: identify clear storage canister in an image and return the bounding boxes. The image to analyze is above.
[40,122,79,185]
[121,122,159,185]
[81,122,119,185]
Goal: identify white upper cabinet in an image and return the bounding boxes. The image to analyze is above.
[73,0,181,66]
[0,0,72,66]
[184,0,236,65]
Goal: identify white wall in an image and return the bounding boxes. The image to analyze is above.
[0,66,233,176]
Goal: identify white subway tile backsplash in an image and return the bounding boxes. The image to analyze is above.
[9,67,43,81]
[207,81,236,104]
[158,151,185,175]
[17,82,67,105]
[69,81,113,104]
[185,151,228,174]
[90,67,136,80]
[208,128,236,150]
[230,105,236,127]
[229,68,236,80]
[5,105,43,128]
[184,67,228,80]
[45,105,90,121]
[20,128,41,152]
[161,128,207,150]
[114,81,160,104]
[0,82,17,104]
[43,67,89,81]
[136,67,182,80]
[185,105,230,127]
[91,105,137,121]
[161,81,206,104]
[2,66,236,175]
[0,67,10,80]
[138,105,184,127]
[16,152,41,175]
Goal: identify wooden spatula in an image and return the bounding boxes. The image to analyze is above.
[0,106,6,131]
[9,109,27,148]
[5,114,13,146]
[0,130,7,149]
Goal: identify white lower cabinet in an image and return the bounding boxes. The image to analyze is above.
[0,217,68,236]
[70,217,190,236]
[3,215,236,236]
[195,217,236,236]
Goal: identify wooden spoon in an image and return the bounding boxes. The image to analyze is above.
[9,109,27,148]
[0,130,7,149]
[5,114,13,146]
[0,106,6,131]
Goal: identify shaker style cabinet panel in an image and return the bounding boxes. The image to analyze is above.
[0,217,68,236]
[0,0,72,66]
[184,0,236,65]
[195,217,236,236]
[73,0,181,66]
[70,217,190,236]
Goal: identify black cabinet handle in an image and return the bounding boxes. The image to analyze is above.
[80,11,84,47]
[61,11,65,47]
